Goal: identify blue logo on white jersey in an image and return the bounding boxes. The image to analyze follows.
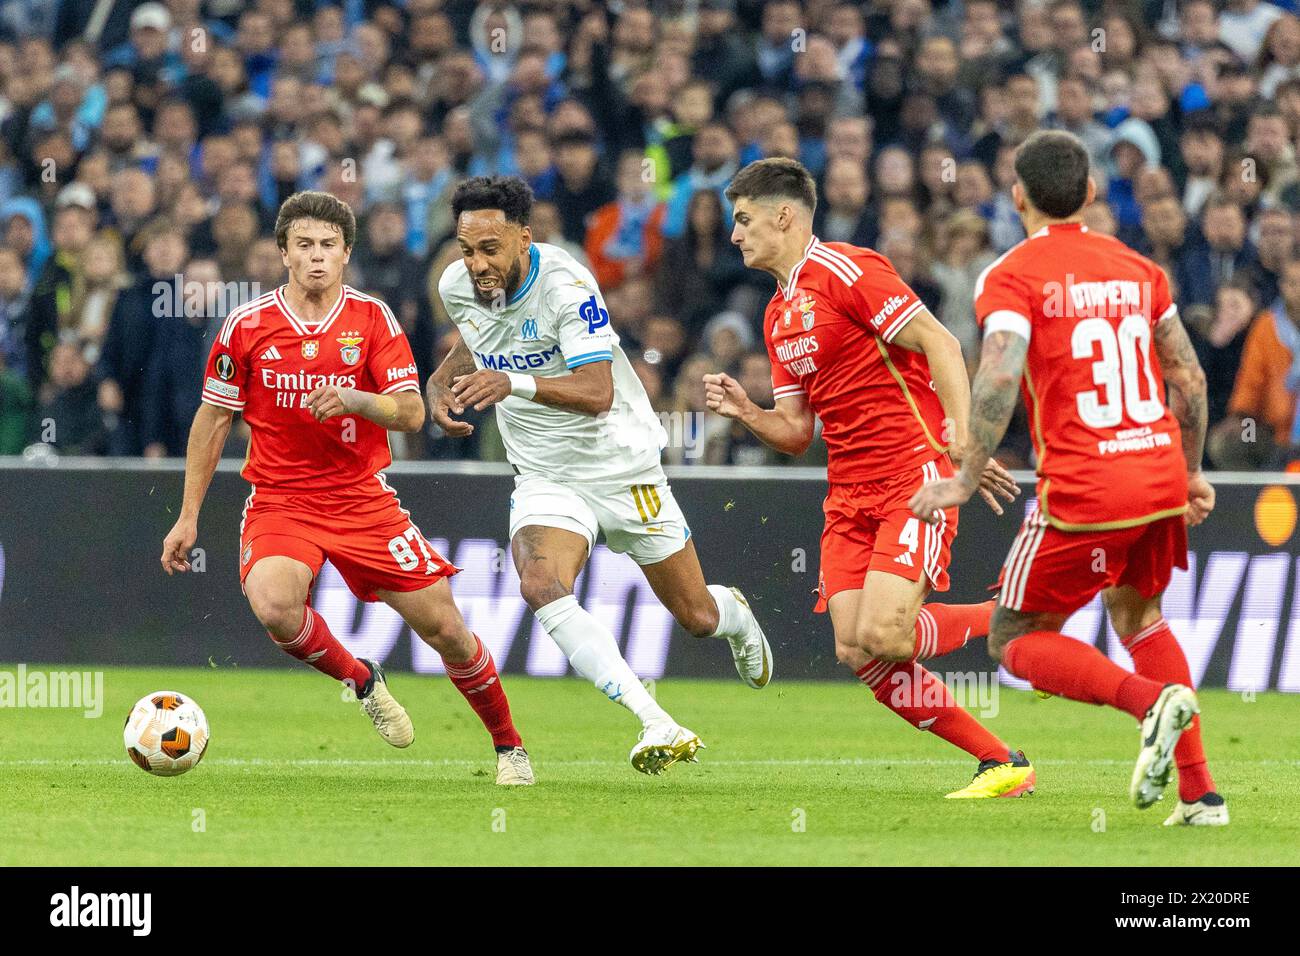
[475,345,563,371]
[579,295,609,334]
[520,317,539,341]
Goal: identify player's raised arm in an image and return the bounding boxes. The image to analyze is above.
[1153,311,1215,525]
[703,372,816,456]
[161,401,234,574]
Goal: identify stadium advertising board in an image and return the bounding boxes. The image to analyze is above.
[0,463,1297,691]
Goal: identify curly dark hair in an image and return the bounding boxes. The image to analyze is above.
[450,175,534,226]
[274,190,357,250]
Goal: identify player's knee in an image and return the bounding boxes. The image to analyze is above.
[676,599,719,638]
[834,640,867,670]
[246,588,305,638]
[859,620,912,662]
[414,607,470,656]
[1102,593,1147,637]
[518,568,572,611]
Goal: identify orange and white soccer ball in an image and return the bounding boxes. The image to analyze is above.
[123,691,209,776]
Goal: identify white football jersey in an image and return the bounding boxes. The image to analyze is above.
[438,242,667,482]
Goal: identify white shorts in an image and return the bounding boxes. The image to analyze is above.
[509,473,691,566]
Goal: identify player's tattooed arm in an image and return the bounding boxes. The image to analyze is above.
[429,336,477,388]
[908,329,1026,522]
[1153,313,1216,526]
[426,337,478,436]
[1153,314,1209,473]
[962,330,1028,485]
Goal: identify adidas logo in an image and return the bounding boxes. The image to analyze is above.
[466,676,498,695]
[894,552,915,567]
[260,346,283,361]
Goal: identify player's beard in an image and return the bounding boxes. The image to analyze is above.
[473,256,524,306]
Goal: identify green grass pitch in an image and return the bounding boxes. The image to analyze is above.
[2,665,1297,866]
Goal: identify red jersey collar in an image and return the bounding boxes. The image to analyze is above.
[1030,222,1089,240]
[779,235,820,301]
[275,284,349,337]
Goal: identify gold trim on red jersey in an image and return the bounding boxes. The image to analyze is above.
[1023,365,1048,469]
[1025,367,1188,531]
[1039,481,1188,531]
[872,337,947,454]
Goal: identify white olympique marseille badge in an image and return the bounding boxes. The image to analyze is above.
[302,340,319,360]
[337,332,363,365]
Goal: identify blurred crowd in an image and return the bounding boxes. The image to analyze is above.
[2,0,1300,469]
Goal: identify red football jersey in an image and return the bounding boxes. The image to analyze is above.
[766,236,948,482]
[200,285,421,492]
[974,222,1188,530]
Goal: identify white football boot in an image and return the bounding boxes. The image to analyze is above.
[357,658,414,748]
[629,722,702,776]
[1164,792,1230,826]
[1130,684,1198,809]
[495,747,536,786]
[725,588,773,689]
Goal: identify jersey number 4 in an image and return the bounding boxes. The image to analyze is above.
[1071,315,1164,428]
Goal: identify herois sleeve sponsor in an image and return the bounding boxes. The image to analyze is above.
[386,362,418,383]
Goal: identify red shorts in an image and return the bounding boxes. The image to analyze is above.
[996,507,1188,614]
[238,475,457,603]
[815,456,959,612]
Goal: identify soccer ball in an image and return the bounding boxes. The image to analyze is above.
[123,691,210,776]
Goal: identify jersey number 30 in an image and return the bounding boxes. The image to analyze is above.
[1071,315,1163,428]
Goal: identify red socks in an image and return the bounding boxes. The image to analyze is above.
[856,660,1011,763]
[1123,619,1216,801]
[445,635,523,750]
[912,601,994,661]
[271,614,523,751]
[1002,630,1163,719]
[270,606,371,690]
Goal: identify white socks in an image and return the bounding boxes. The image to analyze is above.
[706,584,750,641]
[534,595,669,727]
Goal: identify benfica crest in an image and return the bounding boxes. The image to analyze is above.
[337,332,364,365]
[302,340,319,360]
[795,294,816,330]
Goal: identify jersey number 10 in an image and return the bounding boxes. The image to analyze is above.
[1071,315,1164,428]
